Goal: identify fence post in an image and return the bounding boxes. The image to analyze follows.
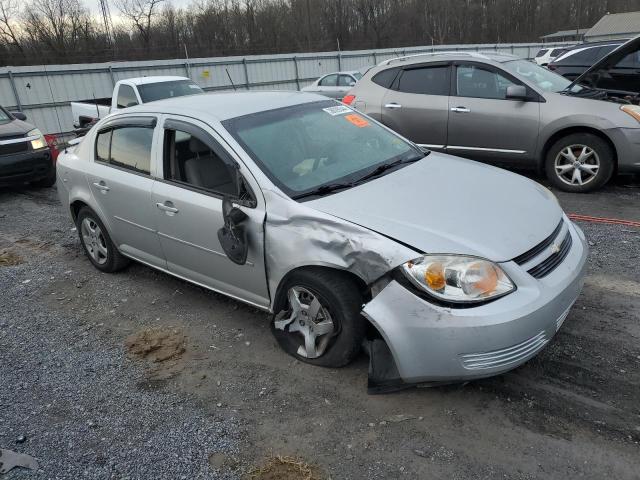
[108,66,116,86]
[337,51,342,70]
[372,51,378,65]
[293,56,300,90]
[243,58,250,90]
[184,61,192,79]
[7,71,21,111]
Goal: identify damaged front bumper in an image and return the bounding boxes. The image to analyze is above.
[363,221,588,390]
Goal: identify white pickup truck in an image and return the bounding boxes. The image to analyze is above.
[70,76,204,128]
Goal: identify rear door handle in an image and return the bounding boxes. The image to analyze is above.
[450,106,471,113]
[385,103,402,109]
[92,181,110,192]
[156,201,179,215]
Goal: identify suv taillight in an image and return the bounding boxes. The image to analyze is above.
[342,94,356,105]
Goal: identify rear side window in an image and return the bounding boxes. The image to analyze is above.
[536,49,548,58]
[618,51,640,68]
[116,84,139,109]
[396,66,450,95]
[96,126,153,174]
[372,68,399,88]
[338,75,355,87]
[319,74,338,87]
[559,46,613,65]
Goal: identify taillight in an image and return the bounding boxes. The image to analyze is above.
[342,94,356,105]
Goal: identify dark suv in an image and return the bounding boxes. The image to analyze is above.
[0,107,55,188]
[547,40,632,80]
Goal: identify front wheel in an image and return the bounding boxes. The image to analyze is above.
[271,269,365,368]
[544,133,614,193]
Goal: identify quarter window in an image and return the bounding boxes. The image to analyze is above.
[456,65,517,99]
[95,130,111,162]
[395,66,450,95]
[372,67,399,88]
[163,128,238,197]
[116,84,139,109]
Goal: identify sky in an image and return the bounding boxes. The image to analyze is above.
[83,0,192,16]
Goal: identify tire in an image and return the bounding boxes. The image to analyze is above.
[76,207,129,273]
[271,269,365,368]
[32,164,56,188]
[545,133,614,193]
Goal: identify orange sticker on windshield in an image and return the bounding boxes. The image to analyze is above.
[344,114,369,128]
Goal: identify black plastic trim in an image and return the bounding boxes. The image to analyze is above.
[528,231,572,279]
[513,219,564,265]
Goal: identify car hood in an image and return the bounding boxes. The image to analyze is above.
[570,35,640,94]
[0,118,34,138]
[306,154,563,263]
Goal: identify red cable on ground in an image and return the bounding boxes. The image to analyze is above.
[568,214,640,228]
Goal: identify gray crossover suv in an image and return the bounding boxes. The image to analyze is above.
[343,41,640,192]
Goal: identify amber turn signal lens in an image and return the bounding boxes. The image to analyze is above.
[621,105,640,123]
[424,262,445,291]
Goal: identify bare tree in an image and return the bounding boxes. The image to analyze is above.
[0,0,22,51]
[115,0,165,51]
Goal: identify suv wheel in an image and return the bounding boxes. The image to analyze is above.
[271,269,365,368]
[545,133,614,193]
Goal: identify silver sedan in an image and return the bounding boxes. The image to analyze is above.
[56,92,587,391]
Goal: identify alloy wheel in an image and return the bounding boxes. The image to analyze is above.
[81,217,108,265]
[554,144,600,187]
[273,286,335,359]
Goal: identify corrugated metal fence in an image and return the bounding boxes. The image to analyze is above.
[0,42,573,135]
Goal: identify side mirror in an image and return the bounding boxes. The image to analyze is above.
[505,85,528,100]
[349,81,356,87]
[11,111,26,121]
[217,196,249,265]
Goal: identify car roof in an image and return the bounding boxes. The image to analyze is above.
[119,91,329,122]
[561,39,627,52]
[377,51,519,68]
[120,76,191,86]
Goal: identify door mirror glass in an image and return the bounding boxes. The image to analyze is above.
[218,196,249,265]
[11,111,26,121]
[349,81,356,87]
[505,85,528,100]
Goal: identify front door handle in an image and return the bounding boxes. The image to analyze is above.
[156,201,179,215]
[385,103,402,109]
[450,106,471,113]
[92,181,110,193]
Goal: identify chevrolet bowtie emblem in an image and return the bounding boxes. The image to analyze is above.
[550,243,561,254]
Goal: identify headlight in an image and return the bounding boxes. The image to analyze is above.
[620,105,640,123]
[27,128,47,150]
[400,255,515,304]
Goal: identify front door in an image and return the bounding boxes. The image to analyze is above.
[380,63,450,150]
[84,116,165,267]
[152,116,270,308]
[446,63,540,163]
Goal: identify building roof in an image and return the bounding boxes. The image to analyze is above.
[585,11,640,38]
[540,29,588,39]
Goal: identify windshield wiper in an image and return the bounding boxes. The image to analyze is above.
[292,182,355,200]
[352,153,424,185]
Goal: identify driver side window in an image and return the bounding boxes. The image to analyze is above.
[319,74,338,87]
[456,65,517,100]
[163,128,238,197]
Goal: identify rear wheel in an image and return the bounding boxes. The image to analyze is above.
[76,207,129,273]
[271,269,365,368]
[545,133,614,193]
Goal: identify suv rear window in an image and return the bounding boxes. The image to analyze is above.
[372,68,399,88]
[395,66,450,95]
[536,49,548,58]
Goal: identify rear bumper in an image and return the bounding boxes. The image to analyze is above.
[0,148,52,186]
[363,220,588,384]
[608,127,640,174]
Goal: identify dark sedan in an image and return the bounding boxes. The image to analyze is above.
[0,107,55,188]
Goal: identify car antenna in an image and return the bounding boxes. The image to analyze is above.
[226,68,237,91]
[43,63,65,149]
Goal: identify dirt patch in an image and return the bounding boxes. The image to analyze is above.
[125,327,186,363]
[245,456,324,480]
[0,249,23,266]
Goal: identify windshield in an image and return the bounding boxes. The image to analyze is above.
[0,107,11,124]
[353,72,363,80]
[223,101,421,198]
[137,80,204,103]
[503,59,572,92]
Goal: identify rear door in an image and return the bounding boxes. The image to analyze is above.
[446,62,540,163]
[84,115,165,267]
[151,115,270,308]
[380,62,450,149]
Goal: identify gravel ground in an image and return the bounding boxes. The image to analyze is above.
[1,183,639,479]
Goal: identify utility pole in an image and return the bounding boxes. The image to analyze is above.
[305,0,312,51]
[99,0,114,47]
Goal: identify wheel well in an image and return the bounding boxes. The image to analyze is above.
[541,127,618,173]
[273,265,369,312]
[70,200,89,222]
